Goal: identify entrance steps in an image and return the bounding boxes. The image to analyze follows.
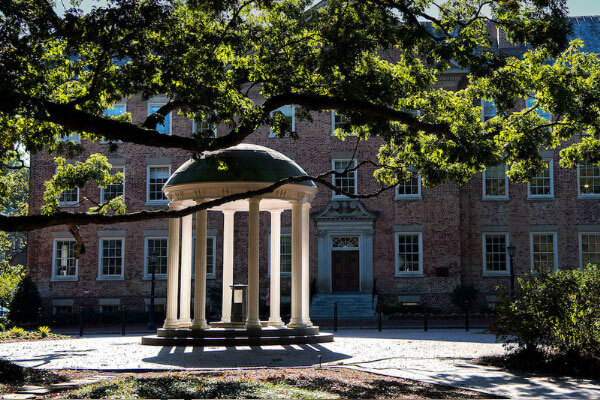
[310,293,376,320]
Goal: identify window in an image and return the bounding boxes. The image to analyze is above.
[60,133,81,143]
[98,238,124,279]
[269,105,295,137]
[395,171,421,199]
[528,160,554,198]
[58,188,79,207]
[280,235,292,274]
[100,166,125,203]
[482,233,510,275]
[191,236,217,277]
[481,100,496,122]
[192,118,217,137]
[578,162,600,198]
[145,238,168,277]
[483,165,508,199]
[54,305,73,314]
[579,233,600,267]
[395,233,423,276]
[100,305,120,313]
[101,104,126,143]
[52,239,78,280]
[146,165,170,204]
[331,236,359,249]
[147,104,171,135]
[331,111,350,135]
[332,159,357,198]
[530,232,558,273]
[526,97,551,120]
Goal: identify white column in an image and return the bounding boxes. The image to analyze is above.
[268,210,284,326]
[301,202,312,326]
[246,198,261,328]
[163,217,180,329]
[192,209,209,330]
[221,210,235,323]
[178,214,193,328]
[288,200,304,327]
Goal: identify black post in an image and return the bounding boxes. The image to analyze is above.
[121,306,127,336]
[147,252,158,331]
[377,303,382,332]
[465,311,470,332]
[333,302,338,332]
[510,255,515,295]
[78,307,83,337]
[424,304,428,332]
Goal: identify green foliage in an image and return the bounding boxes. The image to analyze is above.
[7,327,24,337]
[0,264,24,309]
[37,326,50,337]
[450,284,478,313]
[7,276,41,325]
[491,265,600,359]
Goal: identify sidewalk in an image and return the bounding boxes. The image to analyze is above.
[1,329,598,399]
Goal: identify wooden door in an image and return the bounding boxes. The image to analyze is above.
[332,250,360,292]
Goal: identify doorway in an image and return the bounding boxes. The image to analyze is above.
[331,250,360,292]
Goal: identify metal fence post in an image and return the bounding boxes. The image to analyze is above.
[333,302,338,332]
[79,307,83,337]
[377,303,382,332]
[121,306,127,336]
[424,304,428,332]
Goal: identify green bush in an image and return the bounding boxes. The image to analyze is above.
[491,265,600,360]
[7,276,41,325]
[450,284,478,313]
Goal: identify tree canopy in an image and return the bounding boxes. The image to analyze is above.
[0,0,598,233]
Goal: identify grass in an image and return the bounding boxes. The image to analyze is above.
[0,328,70,343]
[0,358,67,394]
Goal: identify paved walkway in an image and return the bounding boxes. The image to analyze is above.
[1,329,599,399]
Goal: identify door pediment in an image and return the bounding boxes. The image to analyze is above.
[313,200,378,221]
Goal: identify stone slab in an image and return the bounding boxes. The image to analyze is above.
[2,394,36,400]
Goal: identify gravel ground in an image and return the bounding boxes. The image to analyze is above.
[1,329,599,399]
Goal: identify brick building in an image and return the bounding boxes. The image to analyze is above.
[26,16,600,317]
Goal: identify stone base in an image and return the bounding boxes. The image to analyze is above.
[141,325,333,346]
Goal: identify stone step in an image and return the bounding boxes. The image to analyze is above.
[141,332,334,346]
[2,394,36,400]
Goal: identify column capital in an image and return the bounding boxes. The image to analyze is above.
[301,202,312,210]
[289,199,302,206]
[222,209,236,216]
[269,209,284,215]
[248,197,261,205]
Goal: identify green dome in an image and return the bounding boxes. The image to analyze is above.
[164,144,316,188]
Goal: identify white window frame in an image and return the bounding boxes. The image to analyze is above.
[482,233,510,276]
[146,165,171,205]
[394,232,423,277]
[143,237,169,280]
[529,232,558,273]
[192,118,217,138]
[481,99,496,122]
[395,174,422,200]
[577,162,600,199]
[51,238,78,281]
[190,235,218,279]
[100,166,125,204]
[331,110,354,136]
[267,233,292,277]
[578,232,600,269]
[147,102,172,135]
[269,105,295,137]
[331,159,358,199]
[101,103,126,143]
[97,237,125,280]
[58,187,79,207]
[482,164,509,200]
[527,159,554,199]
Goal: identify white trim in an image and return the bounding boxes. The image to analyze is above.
[101,103,126,143]
[146,165,170,205]
[482,232,511,276]
[331,159,358,199]
[577,162,600,198]
[267,232,292,277]
[529,232,558,272]
[578,232,600,269]
[192,118,218,137]
[395,175,422,200]
[58,188,79,207]
[331,110,354,136]
[100,166,125,204]
[97,237,125,280]
[143,236,168,280]
[527,159,554,199]
[394,232,423,277]
[147,102,172,135]
[482,164,509,200]
[51,238,78,281]
[269,105,295,137]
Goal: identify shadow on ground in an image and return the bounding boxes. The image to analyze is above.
[327,329,499,344]
[141,343,350,368]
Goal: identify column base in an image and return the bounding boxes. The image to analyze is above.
[191,321,210,330]
[267,318,285,327]
[287,318,307,328]
[245,318,262,329]
[178,318,192,328]
[163,319,180,329]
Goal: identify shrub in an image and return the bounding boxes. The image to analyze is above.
[491,265,600,360]
[7,275,41,325]
[450,284,478,313]
[38,326,51,337]
[8,327,24,337]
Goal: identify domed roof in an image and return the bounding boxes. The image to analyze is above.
[164,144,316,188]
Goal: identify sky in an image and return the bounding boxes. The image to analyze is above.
[60,0,600,16]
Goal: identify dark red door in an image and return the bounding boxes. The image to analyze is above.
[332,250,360,292]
